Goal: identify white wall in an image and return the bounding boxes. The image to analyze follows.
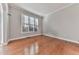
[43,4,79,42]
[3,4,8,44]
[8,4,43,40]
[0,3,3,44]
[0,3,8,45]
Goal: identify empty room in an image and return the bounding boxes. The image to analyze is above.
[0,3,79,55]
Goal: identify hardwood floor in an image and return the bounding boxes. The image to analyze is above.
[0,35,79,55]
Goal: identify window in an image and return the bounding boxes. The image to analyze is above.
[22,15,29,32]
[29,16,35,32]
[21,14,38,33]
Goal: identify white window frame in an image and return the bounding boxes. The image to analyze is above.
[21,14,39,33]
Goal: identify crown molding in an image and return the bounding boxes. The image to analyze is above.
[46,4,74,16]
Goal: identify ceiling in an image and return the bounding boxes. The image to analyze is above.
[14,3,72,16]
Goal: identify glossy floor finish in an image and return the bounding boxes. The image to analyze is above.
[0,35,79,55]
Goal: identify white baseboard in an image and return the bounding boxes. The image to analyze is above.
[0,34,41,46]
[9,34,41,42]
[0,42,8,46]
[2,33,79,46]
[44,34,79,44]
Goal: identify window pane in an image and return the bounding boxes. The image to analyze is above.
[29,17,34,31]
[34,26,37,31]
[24,15,28,24]
[29,17,34,25]
[29,25,34,31]
[22,15,29,32]
[34,18,38,31]
[22,26,29,32]
[35,18,38,25]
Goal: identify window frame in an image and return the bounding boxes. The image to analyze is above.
[21,14,39,33]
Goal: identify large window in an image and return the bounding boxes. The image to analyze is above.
[21,14,38,33]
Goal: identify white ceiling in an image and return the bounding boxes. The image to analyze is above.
[14,3,72,16]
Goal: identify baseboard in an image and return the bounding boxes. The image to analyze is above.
[8,34,41,42]
[44,34,79,44]
[0,42,8,46]
[4,33,79,45]
[0,34,41,45]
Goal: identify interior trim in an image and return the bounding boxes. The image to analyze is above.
[44,33,79,44]
[3,33,79,46]
[9,34,41,41]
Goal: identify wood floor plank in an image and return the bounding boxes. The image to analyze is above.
[0,35,79,55]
